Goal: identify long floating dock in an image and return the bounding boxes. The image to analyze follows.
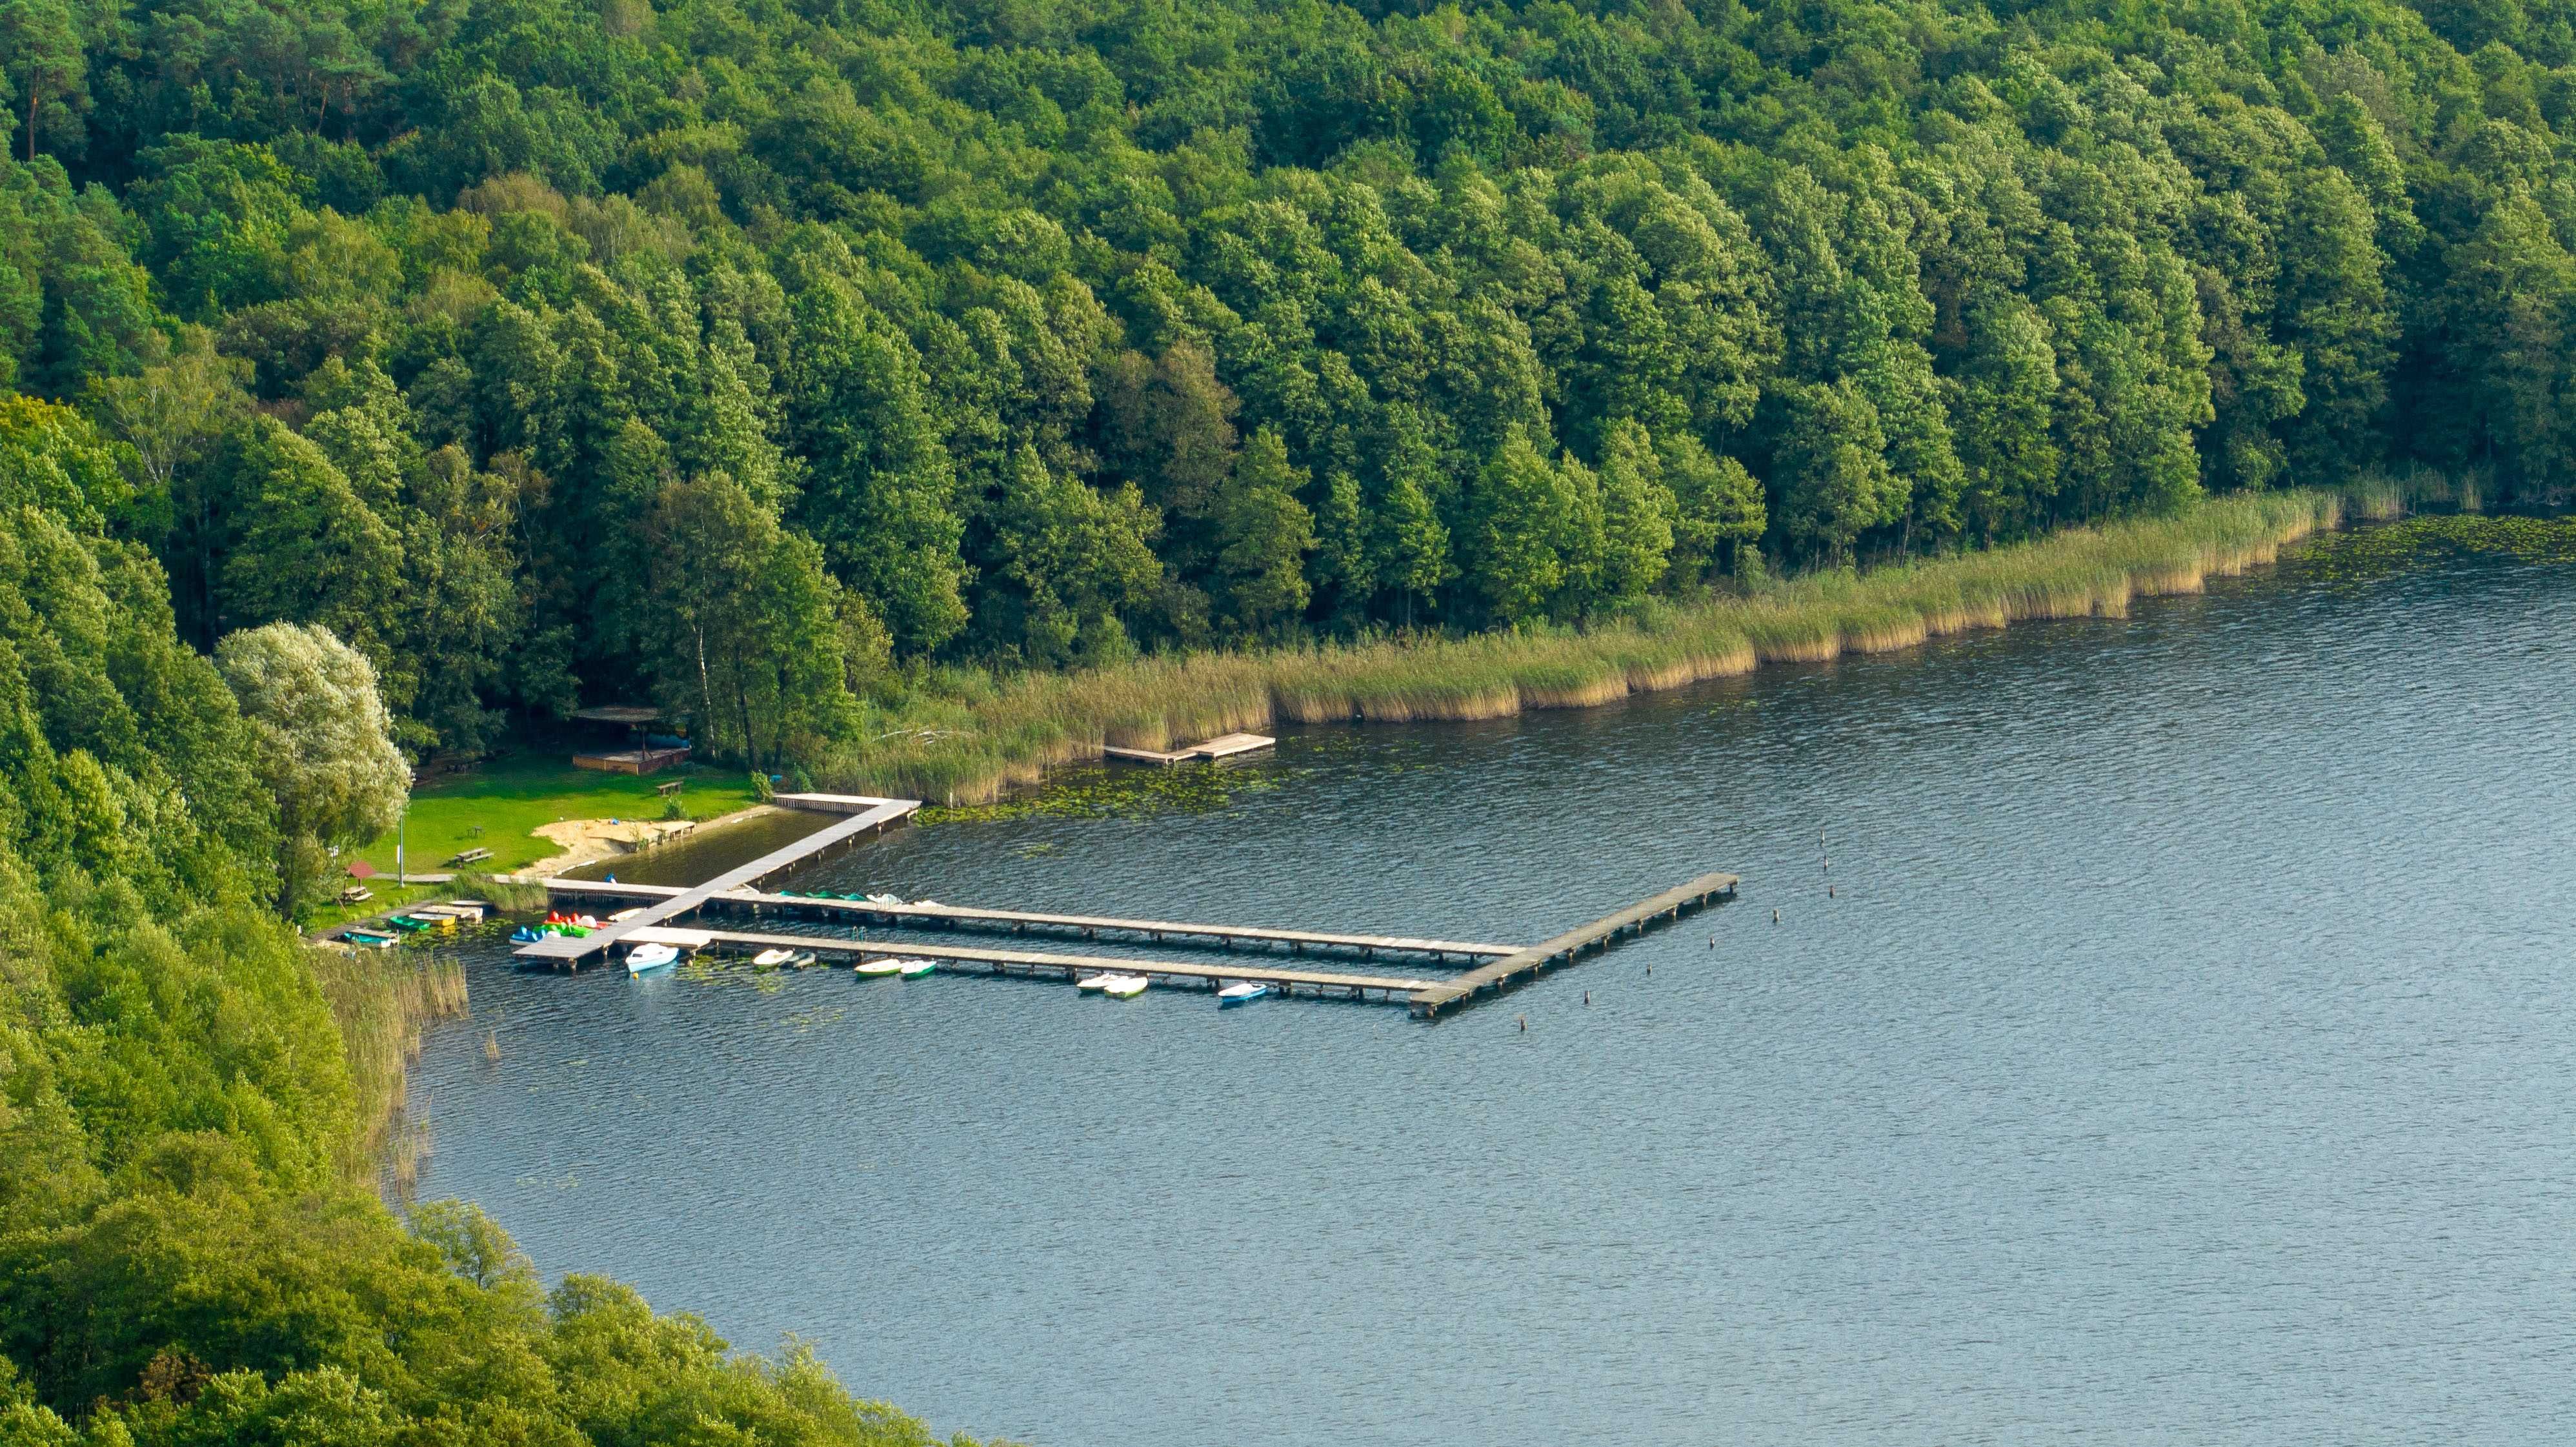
[1406,871,1740,1018]
[627,926,1440,1002]
[543,878,1516,962]
[516,795,920,965]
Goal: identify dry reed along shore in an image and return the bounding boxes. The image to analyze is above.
[315,949,470,1199]
[823,491,2349,805]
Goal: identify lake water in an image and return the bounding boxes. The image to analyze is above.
[410,524,2576,1445]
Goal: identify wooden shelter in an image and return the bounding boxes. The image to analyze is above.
[570,705,689,774]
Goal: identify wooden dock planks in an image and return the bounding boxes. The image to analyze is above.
[1407,871,1740,1017]
[635,927,1440,1000]
[530,849,1740,1016]
[543,878,1518,960]
[516,796,920,964]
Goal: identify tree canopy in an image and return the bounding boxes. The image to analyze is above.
[0,0,2552,767]
[0,393,980,1445]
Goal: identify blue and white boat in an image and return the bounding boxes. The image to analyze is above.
[1217,982,1269,1007]
[626,942,679,975]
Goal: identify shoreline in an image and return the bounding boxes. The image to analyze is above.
[820,491,2350,805]
[517,802,786,880]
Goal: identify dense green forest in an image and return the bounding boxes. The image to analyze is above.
[0,0,2568,1437]
[0,397,969,1444]
[0,0,2563,775]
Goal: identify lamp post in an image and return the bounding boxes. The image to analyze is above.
[396,805,408,886]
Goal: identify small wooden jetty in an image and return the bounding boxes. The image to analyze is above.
[1101,732,1275,765]
[770,791,908,815]
[543,878,1516,962]
[1407,872,1738,1018]
[516,795,920,966]
[626,926,1440,1003]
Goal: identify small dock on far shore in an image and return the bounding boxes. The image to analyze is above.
[1102,732,1275,765]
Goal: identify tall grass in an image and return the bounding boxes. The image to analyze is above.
[459,871,548,912]
[314,946,470,1198]
[812,490,2344,804]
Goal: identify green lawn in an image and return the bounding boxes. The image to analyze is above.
[346,756,764,880]
[303,880,449,935]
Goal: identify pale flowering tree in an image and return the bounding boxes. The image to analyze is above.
[215,622,409,914]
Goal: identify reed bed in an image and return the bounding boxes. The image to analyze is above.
[816,490,2344,804]
[314,947,470,1197]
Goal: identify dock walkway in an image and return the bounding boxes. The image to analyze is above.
[1407,871,1739,1017]
[629,926,1439,1002]
[544,878,1515,961]
[516,796,919,965]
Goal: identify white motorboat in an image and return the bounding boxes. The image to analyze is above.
[625,943,679,975]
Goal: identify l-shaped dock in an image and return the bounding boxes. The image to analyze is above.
[1404,871,1740,1017]
[510,791,1738,1017]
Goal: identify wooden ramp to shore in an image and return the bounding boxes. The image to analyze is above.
[629,926,1440,1003]
[516,796,920,966]
[1406,872,1740,1018]
[544,878,1516,962]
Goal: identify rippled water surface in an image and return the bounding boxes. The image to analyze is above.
[412,532,2576,1445]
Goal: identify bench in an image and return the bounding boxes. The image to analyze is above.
[656,780,684,798]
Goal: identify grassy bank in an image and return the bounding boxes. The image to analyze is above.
[349,756,764,877]
[819,490,2346,804]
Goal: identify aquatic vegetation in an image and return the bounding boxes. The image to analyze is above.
[818,491,2344,805]
[2290,513,2576,587]
[312,949,470,1190]
[920,760,1296,824]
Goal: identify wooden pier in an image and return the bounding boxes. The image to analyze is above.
[626,926,1440,1003]
[521,820,1736,1015]
[543,878,1516,962]
[516,795,919,966]
[1406,871,1740,1018]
